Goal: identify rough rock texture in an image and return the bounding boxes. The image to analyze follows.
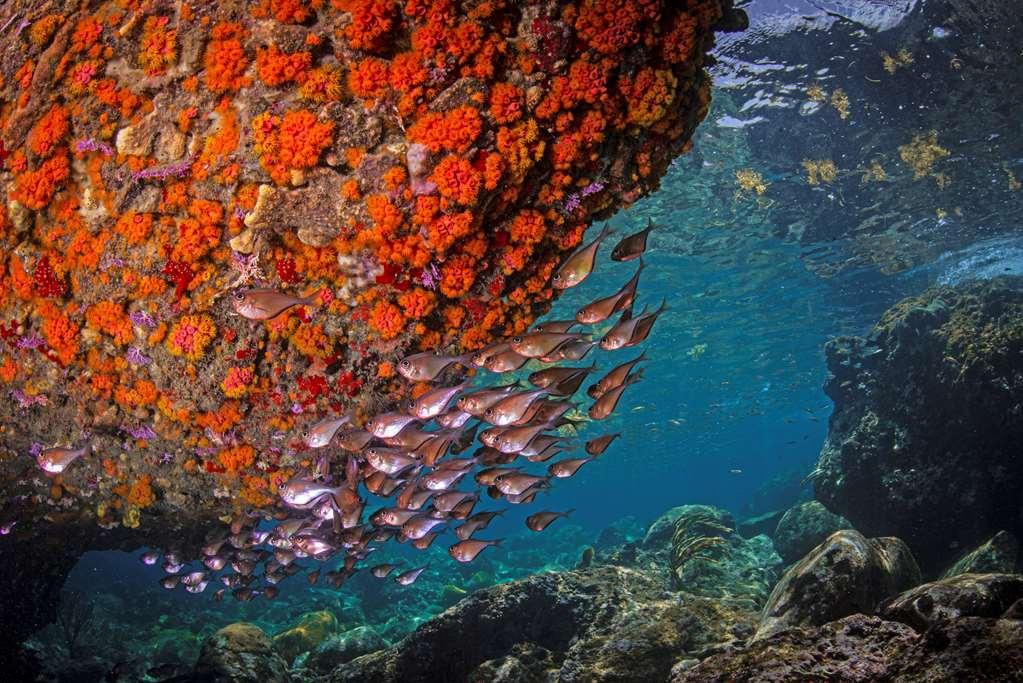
[944,531,1021,577]
[755,529,920,640]
[676,614,1023,683]
[302,626,387,675]
[0,0,745,665]
[271,610,339,664]
[192,622,291,683]
[772,500,851,564]
[669,505,781,610]
[813,278,1023,572]
[329,566,755,683]
[879,573,1023,631]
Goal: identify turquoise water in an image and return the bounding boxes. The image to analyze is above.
[28,0,1023,677]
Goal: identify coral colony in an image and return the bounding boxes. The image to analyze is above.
[0,0,735,592]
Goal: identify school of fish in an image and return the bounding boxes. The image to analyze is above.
[37,221,665,600]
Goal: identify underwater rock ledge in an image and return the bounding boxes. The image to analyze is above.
[0,0,746,669]
[811,276,1023,574]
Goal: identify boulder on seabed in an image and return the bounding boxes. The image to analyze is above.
[303,625,387,674]
[272,611,339,664]
[943,530,1020,577]
[880,572,1023,631]
[192,622,291,683]
[754,529,920,640]
[772,500,851,564]
[674,613,1023,682]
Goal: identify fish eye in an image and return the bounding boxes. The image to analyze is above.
[512,337,522,344]
[552,273,560,280]
[400,359,410,367]
[232,291,245,301]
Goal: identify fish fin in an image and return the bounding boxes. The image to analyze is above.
[564,508,576,516]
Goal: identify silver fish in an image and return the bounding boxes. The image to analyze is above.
[302,414,352,448]
[231,288,315,320]
[37,442,91,474]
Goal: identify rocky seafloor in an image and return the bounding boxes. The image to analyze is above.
[21,276,1023,682]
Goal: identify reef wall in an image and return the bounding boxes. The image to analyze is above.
[0,0,745,667]
[812,277,1023,573]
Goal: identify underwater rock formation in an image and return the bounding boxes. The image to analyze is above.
[755,529,920,640]
[676,613,1023,683]
[0,0,746,665]
[771,500,850,565]
[329,565,755,683]
[813,278,1023,573]
[271,610,339,665]
[944,531,1021,578]
[669,504,780,609]
[879,572,1023,632]
[192,622,291,683]
[301,625,387,675]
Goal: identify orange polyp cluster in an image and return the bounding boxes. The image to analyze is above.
[368,300,406,340]
[431,156,482,207]
[348,57,391,101]
[114,213,154,246]
[408,106,483,154]
[28,105,69,158]
[253,109,335,184]
[221,366,255,398]
[623,68,679,128]
[343,0,400,51]
[218,444,256,474]
[256,45,313,87]
[85,301,133,346]
[165,314,217,359]
[0,0,729,519]
[204,22,250,93]
[139,16,177,76]
[13,155,70,210]
[126,475,156,508]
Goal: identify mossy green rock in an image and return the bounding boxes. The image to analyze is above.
[272,611,339,664]
[193,622,290,683]
[773,501,851,564]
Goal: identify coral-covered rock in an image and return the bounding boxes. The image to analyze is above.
[271,610,339,664]
[755,530,920,640]
[192,622,291,683]
[0,0,744,660]
[329,566,755,683]
[675,614,1023,683]
[944,531,1021,577]
[813,278,1023,572]
[879,573,1023,631]
[772,500,851,564]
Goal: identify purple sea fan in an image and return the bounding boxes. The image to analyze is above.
[16,334,45,350]
[130,310,156,328]
[126,347,151,366]
[123,424,157,440]
[133,158,193,181]
[419,263,441,290]
[12,390,48,409]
